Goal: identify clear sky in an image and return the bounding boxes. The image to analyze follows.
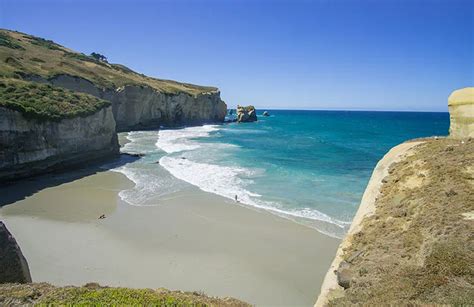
[1,0,472,111]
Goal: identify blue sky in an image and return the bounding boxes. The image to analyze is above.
[1,0,472,111]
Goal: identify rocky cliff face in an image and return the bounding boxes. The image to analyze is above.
[0,106,119,181]
[30,74,226,131]
[448,87,474,139]
[0,221,31,283]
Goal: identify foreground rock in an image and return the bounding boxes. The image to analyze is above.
[0,222,31,283]
[448,87,474,139]
[237,105,257,122]
[0,283,250,306]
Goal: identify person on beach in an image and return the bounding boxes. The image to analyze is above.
[235,195,238,202]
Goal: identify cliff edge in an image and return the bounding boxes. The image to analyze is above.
[316,88,474,306]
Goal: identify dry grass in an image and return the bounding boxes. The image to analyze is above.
[0,29,217,96]
[329,137,474,306]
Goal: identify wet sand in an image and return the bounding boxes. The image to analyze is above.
[0,168,339,306]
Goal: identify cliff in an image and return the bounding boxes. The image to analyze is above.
[0,29,227,131]
[0,79,119,181]
[316,89,474,306]
[448,87,474,139]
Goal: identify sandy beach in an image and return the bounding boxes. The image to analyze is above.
[0,164,339,306]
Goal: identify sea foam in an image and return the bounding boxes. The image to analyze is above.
[116,124,350,237]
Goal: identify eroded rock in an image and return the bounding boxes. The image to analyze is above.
[0,221,32,283]
[237,105,257,123]
[448,87,474,139]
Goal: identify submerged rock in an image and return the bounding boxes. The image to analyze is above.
[237,105,257,123]
[0,221,32,283]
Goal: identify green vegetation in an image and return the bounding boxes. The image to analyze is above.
[0,29,217,95]
[328,138,474,306]
[90,52,107,62]
[23,34,64,51]
[0,283,249,306]
[0,78,110,121]
[0,33,24,50]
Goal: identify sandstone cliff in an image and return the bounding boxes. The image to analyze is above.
[0,221,31,283]
[0,29,227,131]
[0,106,118,181]
[0,78,119,181]
[448,87,474,139]
[38,74,226,131]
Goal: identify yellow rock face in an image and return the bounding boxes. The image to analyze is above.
[448,87,474,139]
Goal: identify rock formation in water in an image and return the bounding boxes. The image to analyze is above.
[0,221,32,283]
[448,87,474,139]
[237,105,257,122]
[262,111,269,117]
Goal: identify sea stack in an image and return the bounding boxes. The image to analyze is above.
[237,105,257,122]
[448,87,474,139]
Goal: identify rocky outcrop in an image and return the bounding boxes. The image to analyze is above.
[0,221,31,283]
[448,87,474,139]
[237,105,257,123]
[27,74,227,131]
[0,106,119,182]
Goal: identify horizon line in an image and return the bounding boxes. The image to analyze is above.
[229,107,449,113]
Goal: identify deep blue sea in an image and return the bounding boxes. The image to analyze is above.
[114,110,449,237]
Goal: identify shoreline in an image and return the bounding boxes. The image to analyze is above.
[314,140,423,306]
[0,168,339,306]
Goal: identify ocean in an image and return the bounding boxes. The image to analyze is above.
[113,110,449,238]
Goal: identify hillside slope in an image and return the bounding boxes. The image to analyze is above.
[0,29,227,130]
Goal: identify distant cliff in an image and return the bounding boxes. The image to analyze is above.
[0,29,227,131]
[316,88,474,306]
[0,29,227,180]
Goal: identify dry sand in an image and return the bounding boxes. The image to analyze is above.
[0,168,339,306]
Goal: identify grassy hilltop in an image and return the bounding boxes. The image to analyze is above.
[0,29,217,95]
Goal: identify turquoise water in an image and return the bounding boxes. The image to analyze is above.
[115,110,449,237]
